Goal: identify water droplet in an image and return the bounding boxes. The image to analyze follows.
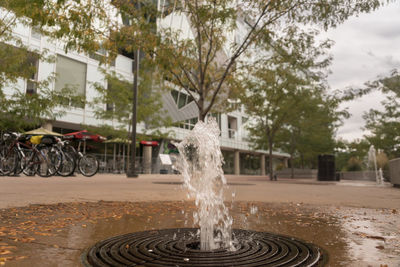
[183,258,190,262]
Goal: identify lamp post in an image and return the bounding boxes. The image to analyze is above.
[126,6,141,178]
[126,0,145,178]
[127,48,140,178]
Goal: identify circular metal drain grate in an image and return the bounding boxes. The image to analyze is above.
[83,228,326,267]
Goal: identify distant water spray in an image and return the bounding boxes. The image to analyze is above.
[174,119,233,251]
[368,145,381,184]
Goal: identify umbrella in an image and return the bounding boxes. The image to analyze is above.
[64,130,106,142]
[25,127,63,136]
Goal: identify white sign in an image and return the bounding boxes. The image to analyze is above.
[159,154,172,165]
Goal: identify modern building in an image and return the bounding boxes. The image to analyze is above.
[1,1,289,175]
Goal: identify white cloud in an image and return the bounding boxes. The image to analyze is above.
[325,2,400,141]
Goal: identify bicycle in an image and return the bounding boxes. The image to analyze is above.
[62,137,99,177]
[55,139,76,177]
[38,136,76,177]
[0,133,62,177]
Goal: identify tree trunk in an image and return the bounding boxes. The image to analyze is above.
[198,97,205,122]
[268,137,274,181]
[199,112,206,122]
[290,153,294,179]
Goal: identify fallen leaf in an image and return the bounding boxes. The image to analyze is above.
[366,235,386,241]
[20,237,35,243]
[34,232,52,236]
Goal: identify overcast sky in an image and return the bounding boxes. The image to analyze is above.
[324,1,400,142]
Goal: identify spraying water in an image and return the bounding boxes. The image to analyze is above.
[368,145,380,184]
[174,119,233,251]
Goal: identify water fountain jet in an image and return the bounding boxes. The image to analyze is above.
[173,119,232,251]
[83,120,326,266]
[368,145,383,185]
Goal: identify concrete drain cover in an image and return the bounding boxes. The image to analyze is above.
[83,228,326,266]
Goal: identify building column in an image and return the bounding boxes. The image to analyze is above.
[260,154,266,176]
[234,150,240,175]
[283,158,289,168]
[143,145,152,174]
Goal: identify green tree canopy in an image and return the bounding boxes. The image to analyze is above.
[157,0,392,121]
[362,70,400,158]
[239,24,334,179]
[276,89,345,173]
[91,58,171,136]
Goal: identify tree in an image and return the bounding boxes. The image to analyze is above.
[276,90,344,176]
[239,24,333,180]
[0,0,111,131]
[91,58,171,135]
[147,0,390,121]
[362,70,400,159]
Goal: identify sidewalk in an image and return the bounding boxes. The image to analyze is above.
[0,174,399,266]
[0,173,399,209]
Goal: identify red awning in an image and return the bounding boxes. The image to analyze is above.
[64,130,107,142]
[140,140,159,146]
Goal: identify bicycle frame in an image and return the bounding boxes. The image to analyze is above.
[3,136,48,173]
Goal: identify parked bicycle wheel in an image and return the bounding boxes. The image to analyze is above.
[78,154,99,177]
[57,151,76,177]
[21,150,36,176]
[0,147,18,175]
[35,146,62,177]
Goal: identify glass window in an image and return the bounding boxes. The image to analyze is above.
[31,27,41,40]
[89,44,108,62]
[26,52,39,95]
[55,55,87,108]
[177,93,187,109]
[171,90,179,103]
[106,81,114,111]
[178,117,198,130]
[187,94,194,105]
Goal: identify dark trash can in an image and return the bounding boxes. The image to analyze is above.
[318,154,336,181]
[160,169,168,174]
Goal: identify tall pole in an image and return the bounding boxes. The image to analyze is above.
[127,48,140,178]
[127,0,143,178]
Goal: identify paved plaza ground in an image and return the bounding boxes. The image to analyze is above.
[1,174,399,209]
[0,174,399,266]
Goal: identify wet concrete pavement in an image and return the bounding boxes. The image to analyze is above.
[0,174,399,209]
[0,174,399,266]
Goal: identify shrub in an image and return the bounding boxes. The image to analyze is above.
[346,157,363,172]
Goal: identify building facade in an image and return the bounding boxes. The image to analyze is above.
[1,2,289,175]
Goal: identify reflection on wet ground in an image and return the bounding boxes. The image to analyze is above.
[0,201,399,266]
